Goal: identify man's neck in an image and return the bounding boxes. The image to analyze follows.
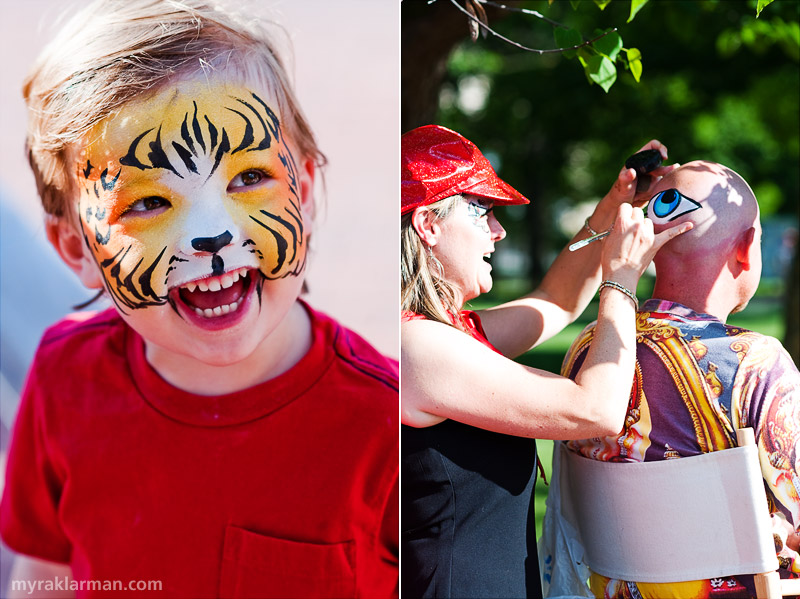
[651,278,734,322]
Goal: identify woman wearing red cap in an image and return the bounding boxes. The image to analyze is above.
[401,125,691,598]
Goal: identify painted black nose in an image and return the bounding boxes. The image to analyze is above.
[191,231,232,253]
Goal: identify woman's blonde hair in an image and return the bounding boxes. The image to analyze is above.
[24,0,326,218]
[401,195,469,331]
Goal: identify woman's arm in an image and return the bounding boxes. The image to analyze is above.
[478,140,679,358]
[402,204,692,440]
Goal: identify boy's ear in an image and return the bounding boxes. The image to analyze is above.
[298,158,316,225]
[46,217,104,289]
[411,207,441,247]
[735,226,756,271]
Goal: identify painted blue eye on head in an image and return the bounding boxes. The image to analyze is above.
[646,189,702,223]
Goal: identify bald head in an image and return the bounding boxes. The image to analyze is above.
[649,160,759,257]
[649,160,762,318]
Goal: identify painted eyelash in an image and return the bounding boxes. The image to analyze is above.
[467,202,492,217]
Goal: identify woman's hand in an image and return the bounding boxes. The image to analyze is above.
[601,203,693,290]
[590,140,680,231]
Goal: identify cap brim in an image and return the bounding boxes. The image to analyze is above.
[462,177,530,206]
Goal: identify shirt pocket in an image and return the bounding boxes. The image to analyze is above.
[219,525,356,598]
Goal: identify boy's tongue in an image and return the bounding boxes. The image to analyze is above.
[179,277,245,310]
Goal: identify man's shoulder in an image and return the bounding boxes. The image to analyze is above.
[729,329,799,374]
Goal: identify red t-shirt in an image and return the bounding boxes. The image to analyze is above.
[1,303,398,598]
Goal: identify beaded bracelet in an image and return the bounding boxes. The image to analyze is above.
[584,216,600,237]
[599,279,639,311]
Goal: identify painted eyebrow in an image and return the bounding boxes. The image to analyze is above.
[118,92,281,181]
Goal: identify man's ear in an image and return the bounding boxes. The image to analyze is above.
[411,207,441,247]
[735,227,757,271]
[46,217,104,289]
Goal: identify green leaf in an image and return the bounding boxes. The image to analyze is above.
[716,29,742,58]
[592,30,623,61]
[593,0,612,9]
[577,46,596,66]
[628,0,650,23]
[585,55,617,92]
[756,0,775,18]
[625,47,642,82]
[555,27,584,58]
[570,0,582,10]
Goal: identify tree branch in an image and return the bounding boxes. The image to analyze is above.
[447,0,618,55]
[481,0,570,30]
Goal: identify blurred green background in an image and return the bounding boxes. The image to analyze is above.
[402,0,799,541]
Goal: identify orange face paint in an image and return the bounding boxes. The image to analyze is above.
[76,81,306,313]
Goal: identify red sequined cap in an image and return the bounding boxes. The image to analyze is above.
[401,124,530,214]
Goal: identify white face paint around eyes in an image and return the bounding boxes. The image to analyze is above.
[466,200,492,233]
[646,188,702,224]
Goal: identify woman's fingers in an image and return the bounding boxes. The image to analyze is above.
[652,220,694,252]
[607,167,637,206]
[603,204,692,285]
[650,163,680,179]
[612,141,674,207]
[636,139,668,161]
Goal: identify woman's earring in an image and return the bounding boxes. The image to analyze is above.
[427,246,444,279]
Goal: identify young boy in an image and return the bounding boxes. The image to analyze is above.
[0,1,398,597]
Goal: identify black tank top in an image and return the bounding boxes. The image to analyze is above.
[402,420,541,598]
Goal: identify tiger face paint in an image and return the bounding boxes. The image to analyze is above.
[76,80,308,324]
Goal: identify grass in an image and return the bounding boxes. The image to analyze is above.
[470,291,787,541]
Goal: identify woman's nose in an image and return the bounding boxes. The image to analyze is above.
[489,214,506,241]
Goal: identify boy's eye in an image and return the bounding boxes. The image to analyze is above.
[124,196,171,216]
[228,169,270,191]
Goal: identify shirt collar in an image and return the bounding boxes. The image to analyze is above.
[640,298,721,323]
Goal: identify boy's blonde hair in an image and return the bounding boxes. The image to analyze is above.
[24,0,325,219]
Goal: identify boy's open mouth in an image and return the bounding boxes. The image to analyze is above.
[174,267,253,318]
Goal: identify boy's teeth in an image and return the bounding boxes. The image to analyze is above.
[193,298,243,319]
[181,267,250,293]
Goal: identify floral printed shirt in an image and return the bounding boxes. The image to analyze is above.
[562,299,800,599]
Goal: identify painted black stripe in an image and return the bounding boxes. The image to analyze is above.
[172,141,198,173]
[119,128,155,170]
[192,101,205,153]
[237,97,272,151]
[249,215,288,274]
[227,108,255,154]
